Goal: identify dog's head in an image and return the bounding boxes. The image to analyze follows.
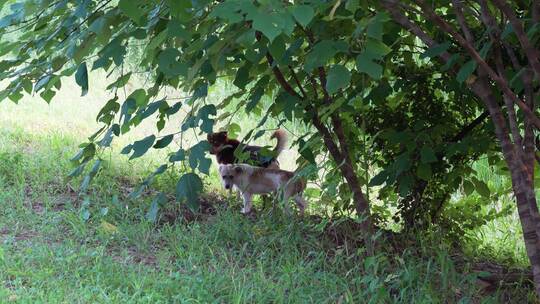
[218,164,243,190]
[207,131,228,154]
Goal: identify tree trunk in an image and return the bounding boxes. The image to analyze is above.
[311,115,375,255]
[471,78,540,295]
[258,33,375,254]
[382,3,540,293]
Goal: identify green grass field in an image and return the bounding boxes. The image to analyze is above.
[0,76,536,303]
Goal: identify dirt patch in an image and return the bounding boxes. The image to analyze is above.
[109,245,159,268]
[22,183,75,214]
[127,246,158,267]
[0,228,39,242]
[157,192,227,226]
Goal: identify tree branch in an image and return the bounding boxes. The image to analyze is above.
[450,110,490,142]
[533,1,540,24]
[522,69,536,181]
[491,0,540,79]
[60,0,113,45]
[478,0,537,170]
[413,0,540,131]
[381,1,452,62]
[308,75,320,100]
[297,23,373,240]
[288,65,307,99]
[381,0,515,163]
[494,42,523,148]
[451,0,474,43]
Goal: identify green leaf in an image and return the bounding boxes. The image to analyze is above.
[93,37,126,70]
[146,193,165,223]
[398,174,413,196]
[80,159,102,192]
[34,74,51,93]
[40,90,56,103]
[154,135,174,149]
[127,89,148,107]
[416,163,432,181]
[119,0,144,24]
[268,35,286,63]
[158,48,187,78]
[167,18,192,40]
[463,180,474,195]
[420,146,437,163]
[197,104,217,133]
[176,173,203,210]
[364,39,391,59]
[369,170,388,186]
[441,53,460,72]
[291,5,314,27]
[98,126,116,147]
[304,40,348,71]
[478,42,492,59]
[472,178,490,198]
[120,143,132,155]
[130,135,156,160]
[227,123,241,139]
[52,56,68,72]
[233,63,252,89]
[252,12,282,42]
[169,149,185,162]
[209,0,244,23]
[367,12,388,40]
[421,41,451,59]
[456,60,477,83]
[82,143,97,159]
[106,73,131,90]
[75,62,88,96]
[356,52,382,79]
[80,208,91,221]
[394,153,411,175]
[501,23,514,39]
[326,65,351,94]
[246,86,264,112]
[188,141,211,174]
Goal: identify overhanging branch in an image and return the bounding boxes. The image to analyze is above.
[413,0,540,131]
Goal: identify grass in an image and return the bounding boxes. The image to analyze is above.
[0,75,537,303]
[0,130,522,303]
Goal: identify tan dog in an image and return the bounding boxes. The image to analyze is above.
[218,164,307,215]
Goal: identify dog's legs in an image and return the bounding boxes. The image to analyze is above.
[241,192,253,214]
[294,195,307,216]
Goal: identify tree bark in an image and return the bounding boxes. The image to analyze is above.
[311,115,374,254]
[471,77,540,296]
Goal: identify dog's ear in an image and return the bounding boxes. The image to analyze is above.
[234,166,243,174]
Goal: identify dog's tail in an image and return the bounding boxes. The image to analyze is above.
[271,129,288,156]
